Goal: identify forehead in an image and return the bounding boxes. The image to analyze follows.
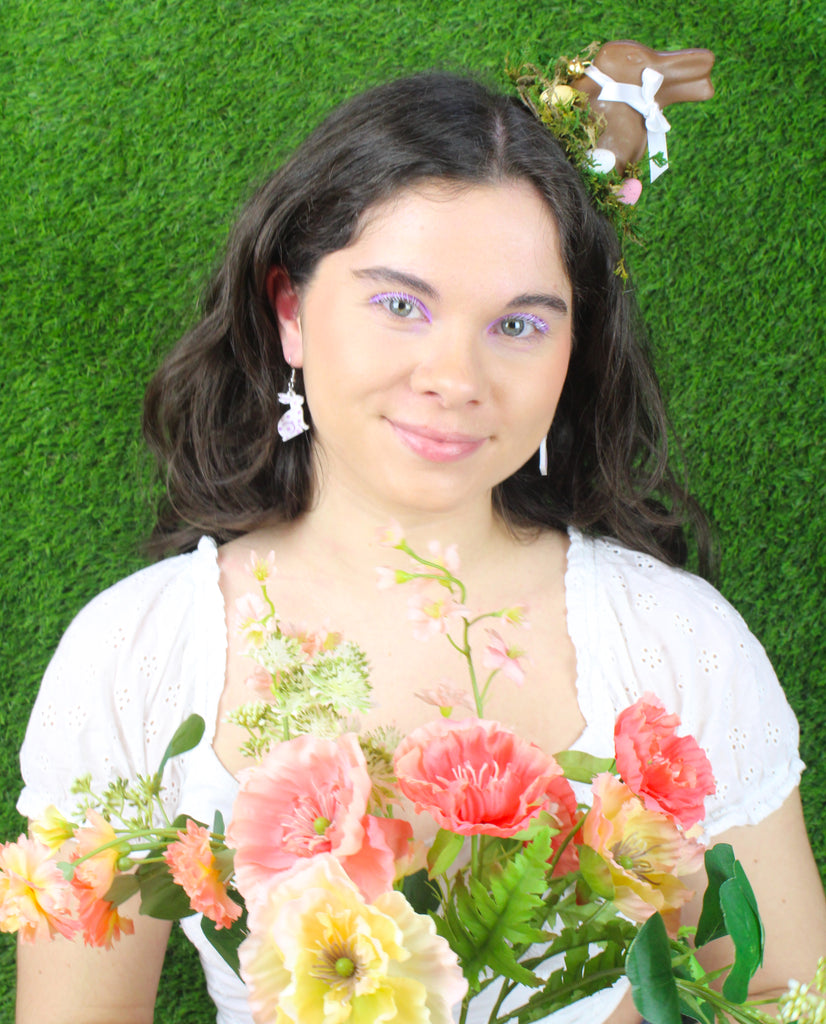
[338,178,570,296]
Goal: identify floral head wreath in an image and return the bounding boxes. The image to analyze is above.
[507,40,714,266]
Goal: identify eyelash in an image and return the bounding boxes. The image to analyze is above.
[369,293,549,339]
[369,291,432,323]
[488,313,549,339]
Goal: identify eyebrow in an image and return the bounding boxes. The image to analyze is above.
[352,267,440,300]
[352,267,569,316]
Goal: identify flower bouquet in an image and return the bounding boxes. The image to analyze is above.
[3,531,823,1024]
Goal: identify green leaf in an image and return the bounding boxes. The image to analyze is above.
[200,903,248,978]
[514,919,637,1021]
[626,913,682,1024]
[104,873,140,906]
[156,714,206,780]
[212,809,225,835]
[577,845,614,899]
[427,828,464,877]
[136,860,196,920]
[447,829,552,988]
[401,868,441,915]
[720,863,764,1002]
[553,750,616,783]
[696,843,736,947]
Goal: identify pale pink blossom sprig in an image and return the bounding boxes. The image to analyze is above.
[375,523,533,717]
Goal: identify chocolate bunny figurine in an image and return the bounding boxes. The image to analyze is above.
[572,41,715,180]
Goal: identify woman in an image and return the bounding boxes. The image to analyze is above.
[16,72,826,1023]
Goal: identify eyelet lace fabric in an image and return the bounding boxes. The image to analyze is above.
[17,529,803,1024]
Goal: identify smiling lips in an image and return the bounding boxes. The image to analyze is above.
[388,420,487,462]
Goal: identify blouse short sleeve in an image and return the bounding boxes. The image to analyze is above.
[566,530,803,837]
[17,538,227,824]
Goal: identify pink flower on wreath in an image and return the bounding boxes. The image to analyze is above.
[614,694,716,828]
[0,835,79,943]
[482,628,528,686]
[165,819,242,930]
[227,733,413,906]
[394,718,564,838]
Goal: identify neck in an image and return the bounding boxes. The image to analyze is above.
[281,481,513,585]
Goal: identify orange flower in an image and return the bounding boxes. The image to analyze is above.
[69,811,134,947]
[0,835,78,942]
[71,810,120,897]
[582,773,704,933]
[164,819,242,930]
[614,694,715,828]
[73,885,135,948]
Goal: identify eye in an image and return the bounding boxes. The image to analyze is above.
[490,313,549,339]
[370,292,431,322]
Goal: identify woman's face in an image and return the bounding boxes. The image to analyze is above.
[275,178,573,520]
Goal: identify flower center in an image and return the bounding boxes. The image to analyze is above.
[279,792,337,855]
[311,941,363,991]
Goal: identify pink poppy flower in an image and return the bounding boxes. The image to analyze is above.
[582,773,704,934]
[394,718,563,837]
[0,835,79,942]
[482,629,528,686]
[227,733,410,905]
[614,694,716,828]
[545,776,583,877]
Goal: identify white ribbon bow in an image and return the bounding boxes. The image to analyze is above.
[585,64,672,181]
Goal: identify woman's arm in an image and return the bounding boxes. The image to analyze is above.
[688,788,826,999]
[606,788,826,1024]
[16,892,171,1024]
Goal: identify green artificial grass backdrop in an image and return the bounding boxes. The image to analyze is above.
[2,0,824,1017]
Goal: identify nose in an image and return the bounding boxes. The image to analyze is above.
[409,332,487,408]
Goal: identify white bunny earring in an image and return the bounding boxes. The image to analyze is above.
[277,368,309,441]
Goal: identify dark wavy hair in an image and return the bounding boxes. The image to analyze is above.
[143,71,712,573]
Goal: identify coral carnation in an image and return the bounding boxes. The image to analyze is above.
[394,718,563,837]
[165,819,242,929]
[239,855,466,1024]
[614,694,715,828]
[0,835,78,942]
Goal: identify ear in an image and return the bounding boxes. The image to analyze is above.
[266,266,303,368]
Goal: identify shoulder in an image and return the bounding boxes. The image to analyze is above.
[62,537,220,643]
[567,528,803,834]
[568,527,762,670]
[18,538,224,821]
